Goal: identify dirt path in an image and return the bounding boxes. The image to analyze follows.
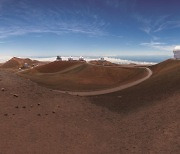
[55,67,152,96]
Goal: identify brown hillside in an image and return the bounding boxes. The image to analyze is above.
[90,59,180,113]
[19,62,147,91]
[150,59,180,75]
[1,57,38,69]
[35,60,84,73]
[89,60,119,66]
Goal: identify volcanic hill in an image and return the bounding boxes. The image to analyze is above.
[1,57,39,69]
[19,60,147,91]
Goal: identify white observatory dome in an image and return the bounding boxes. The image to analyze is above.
[173,46,180,59]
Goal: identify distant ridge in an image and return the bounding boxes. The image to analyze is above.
[1,57,38,69]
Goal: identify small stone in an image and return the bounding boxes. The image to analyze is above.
[37,103,40,106]
[30,105,33,108]
[1,88,5,91]
[13,94,18,97]
[22,106,26,109]
[15,106,19,109]
[52,111,55,114]
[37,114,41,116]
[4,114,8,116]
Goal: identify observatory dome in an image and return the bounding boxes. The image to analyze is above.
[173,46,180,59]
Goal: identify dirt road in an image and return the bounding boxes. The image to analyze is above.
[55,67,152,96]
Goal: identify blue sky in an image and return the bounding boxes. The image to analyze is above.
[0,0,180,57]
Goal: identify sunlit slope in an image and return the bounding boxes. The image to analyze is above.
[92,59,180,113]
[19,61,147,91]
[1,57,38,69]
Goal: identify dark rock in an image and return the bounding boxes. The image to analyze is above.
[13,94,18,97]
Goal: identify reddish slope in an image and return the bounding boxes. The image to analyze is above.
[19,62,147,91]
[1,57,38,69]
[35,60,84,73]
[150,59,180,75]
[90,59,180,113]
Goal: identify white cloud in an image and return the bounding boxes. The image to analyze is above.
[140,41,175,51]
[0,0,109,39]
[135,14,180,35]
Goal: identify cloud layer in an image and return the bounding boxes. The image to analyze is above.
[0,0,109,38]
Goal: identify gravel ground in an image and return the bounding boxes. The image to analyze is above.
[0,69,179,154]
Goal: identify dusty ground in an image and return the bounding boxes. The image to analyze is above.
[0,59,179,154]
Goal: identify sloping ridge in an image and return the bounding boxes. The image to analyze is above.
[149,59,180,94]
[19,61,147,92]
[1,57,38,69]
[151,59,180,76]
[34,60,84,73]
[91,59,180,113]
[129,59,180,98]
[57,67,152,96]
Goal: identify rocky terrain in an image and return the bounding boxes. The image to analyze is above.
[0,59,179,154]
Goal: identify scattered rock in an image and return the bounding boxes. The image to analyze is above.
[1,88,5,91]
[30,105,33,108]
[15,106,19,109]
[22,106,26,109]
[4,114,8,116]
[37,114,41,116]
[52,111,55,114]
[37,103,40,106]
[13,94,18,97]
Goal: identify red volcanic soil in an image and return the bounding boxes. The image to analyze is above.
[1,57,39,69]
[19,61,147,91]
[35,60,84,73]
[0,59,179,153]
[90,59,180,112]
[151,58,180,74]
